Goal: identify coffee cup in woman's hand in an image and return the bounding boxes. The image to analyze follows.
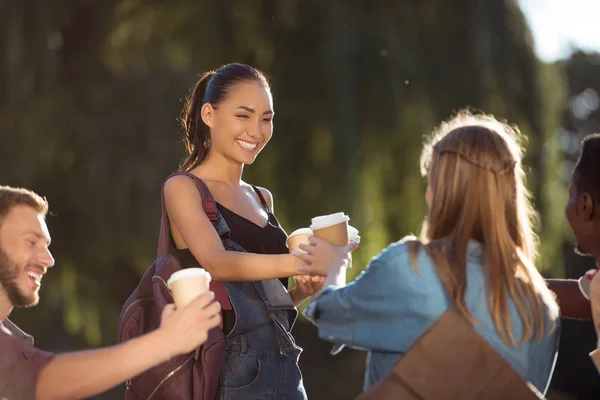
[293,236,358,276]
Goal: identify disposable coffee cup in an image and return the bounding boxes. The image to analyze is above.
[310,212,349,246]
[348,225,360,243]
[286,228,313,252]
[167,268,212,309]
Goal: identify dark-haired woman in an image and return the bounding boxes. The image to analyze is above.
[163,63,318,399]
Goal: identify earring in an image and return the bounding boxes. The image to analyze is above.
[203,137,211,149]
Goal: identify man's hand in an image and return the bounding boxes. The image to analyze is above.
[158,292,222,358]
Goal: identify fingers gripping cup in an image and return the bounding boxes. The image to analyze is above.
[167,268,212,309]
[287,216,360,253]
[310,212,350,246]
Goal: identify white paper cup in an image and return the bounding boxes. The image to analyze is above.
[167,268,212,309]
[310,212,349,231]
[310,213,350,246]
[286,228,313,251]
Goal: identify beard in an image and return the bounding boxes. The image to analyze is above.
[0,247,39,308]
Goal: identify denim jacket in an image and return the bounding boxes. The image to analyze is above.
[304,239,560,395]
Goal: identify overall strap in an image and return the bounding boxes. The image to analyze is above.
[251,185,270,213]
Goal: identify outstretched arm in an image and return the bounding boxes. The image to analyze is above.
[34,294,220,400]
[546,279,591,319]
[254,186,324,306]
[164,177,306,281]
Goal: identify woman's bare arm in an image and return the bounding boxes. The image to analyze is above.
[164,176,305,281]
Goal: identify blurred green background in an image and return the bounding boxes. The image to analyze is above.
[2,0,600,398]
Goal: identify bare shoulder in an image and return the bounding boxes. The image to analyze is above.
[163,174,201,201]
[254,186,274,210]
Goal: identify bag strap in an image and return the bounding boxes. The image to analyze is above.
[157,172,218,258]
[157,171,233,311]
[390,241,543,397]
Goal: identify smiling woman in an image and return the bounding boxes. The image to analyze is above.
[178,64,274,171]
[146,63,316,399]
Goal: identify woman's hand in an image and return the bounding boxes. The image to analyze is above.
[289,275,326,306]
[293,236,359,276]
[295,274,325,295]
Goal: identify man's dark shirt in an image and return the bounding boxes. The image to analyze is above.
[0,319,54,400]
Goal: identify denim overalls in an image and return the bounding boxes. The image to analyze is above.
[214,209,307,400]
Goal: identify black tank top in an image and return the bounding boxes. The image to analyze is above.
[174,186,289,334]
[174,185,289,288]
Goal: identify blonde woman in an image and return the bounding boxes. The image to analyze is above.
[295,111,561,395]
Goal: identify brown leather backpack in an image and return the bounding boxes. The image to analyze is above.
[118,172,232,400]
[355,309,546,400]
[356,241,546,400]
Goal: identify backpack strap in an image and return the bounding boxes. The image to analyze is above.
[157,171,232,310]
[157,172,218,258]
[184,173,219,223]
